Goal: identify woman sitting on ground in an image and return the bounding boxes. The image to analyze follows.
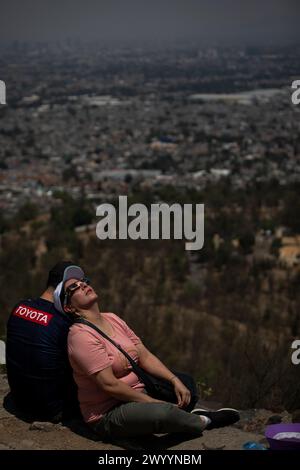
[54,265,239,441]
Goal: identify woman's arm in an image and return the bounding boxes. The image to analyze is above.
[136,343,177,382]
[136,343,191,408]
[93,365,162,404]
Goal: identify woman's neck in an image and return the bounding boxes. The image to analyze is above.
[80,303,104,325]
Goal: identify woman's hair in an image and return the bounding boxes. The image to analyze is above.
[66,310,81,322]
[64,293,82,322]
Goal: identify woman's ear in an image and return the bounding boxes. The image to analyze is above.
[64,304,76,314]
[63,304,81,320]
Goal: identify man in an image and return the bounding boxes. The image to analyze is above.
[6,261,80,422]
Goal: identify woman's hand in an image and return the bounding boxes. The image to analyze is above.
[172,377,191,409]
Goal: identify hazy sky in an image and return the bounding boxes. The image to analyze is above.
[0,0,299,44]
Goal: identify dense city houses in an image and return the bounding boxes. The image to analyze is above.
[0,41,300,214]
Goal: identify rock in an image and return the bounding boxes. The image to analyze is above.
[266,415,282,425]
[0,443,11,450]
[29,421,57,432]
[238,409,291,433]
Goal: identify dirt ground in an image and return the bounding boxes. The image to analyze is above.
[0,373,291,451]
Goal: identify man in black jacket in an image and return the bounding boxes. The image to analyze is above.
[6,261,80,422]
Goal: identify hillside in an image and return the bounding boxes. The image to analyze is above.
[1,183,300,411]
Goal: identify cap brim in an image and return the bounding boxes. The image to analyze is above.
[62,265,85,284]
[54,281,64,313]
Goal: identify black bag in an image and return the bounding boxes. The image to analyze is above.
[129,364,177,403]
[75,318,198,411]
[130,364,198,411]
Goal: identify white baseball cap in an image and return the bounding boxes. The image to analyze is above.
[54,265,85,313]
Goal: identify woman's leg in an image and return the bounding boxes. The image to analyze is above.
[91,402,206,440]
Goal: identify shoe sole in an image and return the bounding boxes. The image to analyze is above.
[191,407,240,430]
[192,407,239,414]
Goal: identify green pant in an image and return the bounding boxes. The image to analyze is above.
[90,402,204,439]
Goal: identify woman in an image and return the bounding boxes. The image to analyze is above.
[54,265,239,440]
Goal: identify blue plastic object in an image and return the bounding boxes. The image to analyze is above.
[243,441,267,450]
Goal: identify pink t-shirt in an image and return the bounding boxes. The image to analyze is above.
[67,312,145,423]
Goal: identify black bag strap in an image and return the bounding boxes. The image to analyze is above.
[74,319,178,402]
[74,317,140,374]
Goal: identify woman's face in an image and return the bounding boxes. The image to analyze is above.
[64,277,98,312]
